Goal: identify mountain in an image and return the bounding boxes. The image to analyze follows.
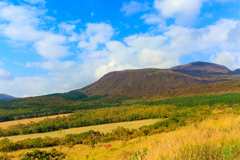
[0,94,17,101]
[77,69,209,98]
[234,69,240,73]
[76,61,240,98]
[170,61,231,76]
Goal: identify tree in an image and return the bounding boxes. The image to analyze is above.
[140,126,150,139]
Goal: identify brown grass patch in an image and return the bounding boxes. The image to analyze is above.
[0,118,162,142]
[0,113,72,129]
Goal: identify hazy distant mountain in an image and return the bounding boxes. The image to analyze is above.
[0,94,17,101]
[234,69,240,73]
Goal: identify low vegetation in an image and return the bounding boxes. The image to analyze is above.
[151,80,240,100]
[0,119,162,142]
[1,80,240,159]
[0,113,72,129]
[2,92,240,137]
[2,114,240,160]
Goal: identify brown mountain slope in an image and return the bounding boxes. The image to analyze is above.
[170,61,233,79]
[151,81,240,100]
[77,69,209,98]
[171,61,230,73]
[75,61,240,98]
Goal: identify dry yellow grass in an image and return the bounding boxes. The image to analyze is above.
[2,115,240,160]
[0,118,162,142]
[0,113,72,129]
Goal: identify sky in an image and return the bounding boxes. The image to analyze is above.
[0,0,240,97]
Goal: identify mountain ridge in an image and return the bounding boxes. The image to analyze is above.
[76,61,240,98]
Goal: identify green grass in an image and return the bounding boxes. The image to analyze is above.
[0,118,162,142]
[135,93,240,108]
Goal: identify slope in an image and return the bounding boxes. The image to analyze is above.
[170,61,240,80]
[77,69,208,98]
[151,80,240,100]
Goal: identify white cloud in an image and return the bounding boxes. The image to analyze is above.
[137,49,179,68]
[211,51,240,69]
[161,19,237,54]
[154,0,207,25]
[0,3,70,60]
[78,23,114,51]
[227,22,240,43]
[0,68,14,81]
[95,60,137,79]
[34,35,70,59]
[0,63,96,97]
[121,1,150,16]
[141,13,165,24]
[58,22,76,34]
[26,60,77,71]
[23,0,46,5]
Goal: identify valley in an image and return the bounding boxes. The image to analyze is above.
[1,61,240,159]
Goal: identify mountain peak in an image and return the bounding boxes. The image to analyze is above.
[171,61,231,74]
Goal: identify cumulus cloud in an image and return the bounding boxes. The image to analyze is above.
[137,49,179,68]
[0,68,14,81]
[95,60,138,79]
[154,0,207,25]
[34,35,70,59]
[121,1,150,16]
[58,22,76,34]
[78,23,114,51]
[227,22,240,43]
[0,3,70,60]
[141,13,165,24]
[0,0,239,97]
[211,51,240,69]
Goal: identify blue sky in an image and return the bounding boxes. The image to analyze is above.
[0,0,239,97]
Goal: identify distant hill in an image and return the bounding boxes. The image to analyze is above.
[170,61,231,77]
[77,69,209,98]
[76,61,240,98]
[0,94,17,101]
[234,69,240,73]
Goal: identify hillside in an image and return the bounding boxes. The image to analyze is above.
[170,61,240,80]
[0,94,16,101]
[171,61,230,74]
[76,62,240,98]
[151,81,240,100]
[77,69,208,98]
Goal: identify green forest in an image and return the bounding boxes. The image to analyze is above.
[1,93,240,138]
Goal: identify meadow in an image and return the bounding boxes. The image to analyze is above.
[1,83,240,159]
[0,113,72,129]
[0,118,162,142]
[2,114,240,160]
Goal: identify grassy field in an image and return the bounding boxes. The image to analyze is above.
[0,113,72,129]
[3,114,240,160]
[0,118,162,142]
